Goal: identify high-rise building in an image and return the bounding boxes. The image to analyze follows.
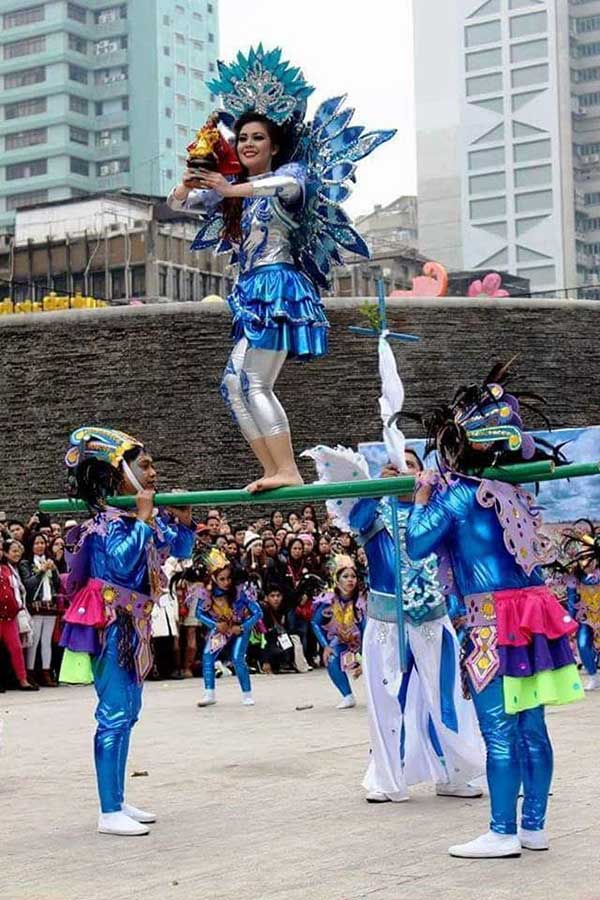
[414,0,600,296]
[0,0,219,233]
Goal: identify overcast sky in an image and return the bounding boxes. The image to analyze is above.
[218,0,417,217]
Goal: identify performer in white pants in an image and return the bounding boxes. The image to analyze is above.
[349,452,485,803]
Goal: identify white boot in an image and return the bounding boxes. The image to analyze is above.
[518,828,549,851]
[122,803,156,824]
[242,692,255,706]
[436,781,484,799]
[449,830,521,858]
[584,673,600,691]
[98,811,149,836]
[336,694,356,710]
[197,689,216,708]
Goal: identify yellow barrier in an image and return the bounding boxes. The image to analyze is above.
[0,291,109,315]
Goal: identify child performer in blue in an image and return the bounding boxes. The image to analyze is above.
[405,363,582,859]
[60,428,194,837]
[312,555,367,709]
[562,521,600,692]
[192,548,262,707]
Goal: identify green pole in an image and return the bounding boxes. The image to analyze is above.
[37,459,600,514]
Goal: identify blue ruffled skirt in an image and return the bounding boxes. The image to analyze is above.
[228,263,329,359]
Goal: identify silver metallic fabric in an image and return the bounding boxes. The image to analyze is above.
[221,338,289,442]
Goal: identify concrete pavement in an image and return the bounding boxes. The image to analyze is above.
[1,670,598,900]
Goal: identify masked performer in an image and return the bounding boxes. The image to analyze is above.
[304,444,484,803]
[167,45,395,492]
[562,521,600,692]
[311,555,366,710]
[174,549,262,707]
[59,428,194,836]
[405,363,582,858]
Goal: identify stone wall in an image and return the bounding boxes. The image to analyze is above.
[1,297,599,516]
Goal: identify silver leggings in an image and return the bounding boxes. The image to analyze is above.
[221,339,289,443]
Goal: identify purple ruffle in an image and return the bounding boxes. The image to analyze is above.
[499,634,575,678]
[59,622,100,655]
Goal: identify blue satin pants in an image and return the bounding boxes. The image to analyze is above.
[203,629,252,693]
[578,624,598,675]
[92,623,142,814]
[326,644,353,699]
[469,674,553,834]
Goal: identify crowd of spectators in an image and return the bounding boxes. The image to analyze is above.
[0,505,369,691]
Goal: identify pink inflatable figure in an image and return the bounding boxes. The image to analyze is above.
[467,272,510,298]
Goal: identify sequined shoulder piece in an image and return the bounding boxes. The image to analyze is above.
[476,479,556,576]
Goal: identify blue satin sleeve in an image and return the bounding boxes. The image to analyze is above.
[196,602,217,629]
[349,497,379,535]
[311,603,330,650]
[349,500,396,595]
[155,513,195,559]
[406,494,456,560]
[104,518,153,583]
[243,598,263,632]
[446,591,466,620]
[566,585,578,618]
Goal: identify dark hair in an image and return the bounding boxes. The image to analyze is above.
[7,519,24,529]
[399,360,563,475]
[288,537,305,554]
[404,448,424,472]
[334,574,360,605]
[302,504,317,522]
[3,538,22,554]
[270,510,285,527]
[559,520,600,576]
[222,112,292,243]
[27,531,48,559]
[71,445,144,512]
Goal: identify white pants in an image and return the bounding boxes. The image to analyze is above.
[362,615,484,799]
[26,615,56,669]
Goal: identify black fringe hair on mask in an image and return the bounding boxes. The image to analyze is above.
[391,358,568,476]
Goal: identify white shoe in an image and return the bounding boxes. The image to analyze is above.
[336,694,356,710]
[436,781,484,799]
[121,803,156,824]
[242,693,255,706]
[366,792,392,803]
[518,828,549,851]
[97,812,149,836]
[584,673,600,691]
[197,690,216,708]
[449,831,521,858]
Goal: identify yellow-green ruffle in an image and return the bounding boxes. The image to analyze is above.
[59,649,94,685]
[503,664,583,714]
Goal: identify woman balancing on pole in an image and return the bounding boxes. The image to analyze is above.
[167,45,395,492]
